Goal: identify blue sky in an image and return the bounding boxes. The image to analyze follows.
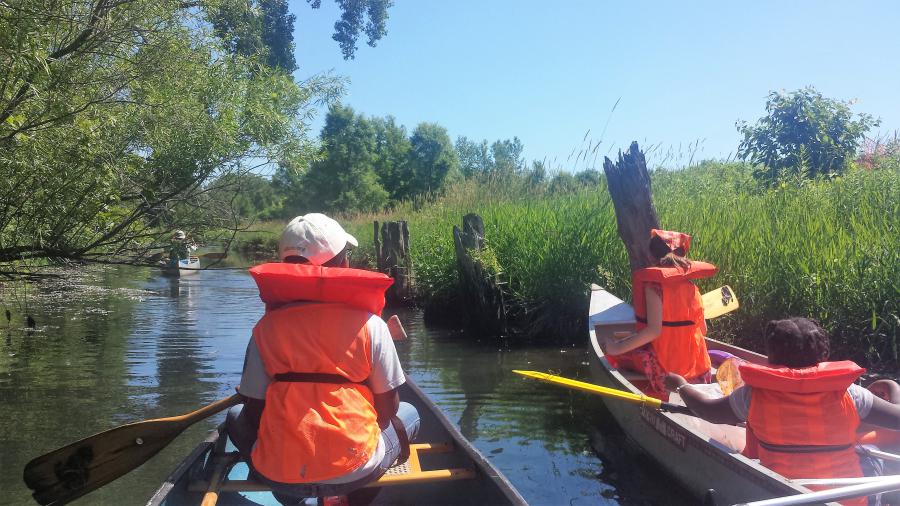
[291,1,900,170]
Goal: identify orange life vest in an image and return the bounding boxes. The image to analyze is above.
[247,264,393,484]
[740,361,866,505]
[631,261,717,379]
[249,263,394,315]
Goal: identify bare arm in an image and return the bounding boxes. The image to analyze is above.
[374,389,400,430]
[605,285,663,355]
[862,380,900,430]
[664,374,741,425]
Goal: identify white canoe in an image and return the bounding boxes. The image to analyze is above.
[587,285,841,505]
[161,256,201,277]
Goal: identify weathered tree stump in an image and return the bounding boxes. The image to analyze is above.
[452,214,508,335]
[374,220,413,305]
[602,142,661,270]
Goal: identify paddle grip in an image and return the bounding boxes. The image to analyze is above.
[660,402,694,415]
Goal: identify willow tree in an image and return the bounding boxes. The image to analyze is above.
[0,0,392,270]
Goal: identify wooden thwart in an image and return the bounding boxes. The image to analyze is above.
[191,442,476,501]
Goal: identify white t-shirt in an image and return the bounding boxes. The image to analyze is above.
[728,383,875,422]
[239,313,406,484]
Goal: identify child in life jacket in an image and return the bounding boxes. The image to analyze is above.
[604,229,717,398]
[665,318,900,506]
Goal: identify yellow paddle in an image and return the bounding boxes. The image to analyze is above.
[702,285,739,319]
[512,370,693,415]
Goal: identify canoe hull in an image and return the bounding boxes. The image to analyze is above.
[161,257,200,278]
[587,285,835,505]
[146,379,525,506]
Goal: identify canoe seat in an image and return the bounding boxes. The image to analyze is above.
[193,442,477,502]
[373,442,477,486]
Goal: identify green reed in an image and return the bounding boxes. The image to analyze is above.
[348,162,898,368]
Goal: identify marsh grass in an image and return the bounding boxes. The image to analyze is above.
[344,162,900,369]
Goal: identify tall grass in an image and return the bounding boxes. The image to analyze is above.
[344,162,900,369]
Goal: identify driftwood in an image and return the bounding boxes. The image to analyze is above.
[602,142,661,271]
[452,214,507,335]
[374,220,413,305]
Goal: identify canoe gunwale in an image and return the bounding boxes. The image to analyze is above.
[587,285,840,505]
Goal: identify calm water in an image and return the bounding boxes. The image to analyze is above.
[0,266,689,505]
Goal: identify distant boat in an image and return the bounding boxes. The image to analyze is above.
[587,285,835,505]
[161,256,200,278]
[146,378,526,505]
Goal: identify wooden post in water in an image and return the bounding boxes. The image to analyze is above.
[452,214,507,335]
[602,142,661,270]
[374,220,413,306]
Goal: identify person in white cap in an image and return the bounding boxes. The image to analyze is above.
[226,213,418,504]
[277,213,359,267]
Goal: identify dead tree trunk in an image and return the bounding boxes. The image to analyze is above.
[452,214,507,335]
[602,142,660,271]
[374,220,413,306]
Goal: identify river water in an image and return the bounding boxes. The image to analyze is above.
[0,266,689,505]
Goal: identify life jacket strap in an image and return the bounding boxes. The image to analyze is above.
[757,439,854,454]
[273,372,366,384]
[635,315,696,327]
[390,415,411,465]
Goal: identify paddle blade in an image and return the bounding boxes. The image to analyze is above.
[702,285,739,319]
[23,418,186,505]
[23,394,240,505]
[512,370,662,409]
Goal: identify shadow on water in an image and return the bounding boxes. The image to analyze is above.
[1,266,692,506]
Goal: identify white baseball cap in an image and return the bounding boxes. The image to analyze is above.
[279,213,358,265]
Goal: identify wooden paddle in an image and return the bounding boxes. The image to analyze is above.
[23,394,241,506]
[512,370,693,415]
[702,285,739,319]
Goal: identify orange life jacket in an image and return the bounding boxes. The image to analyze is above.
[740,361,866,505]
[631,261,717,379]
[249,263,394,315]
[247,264,393,484]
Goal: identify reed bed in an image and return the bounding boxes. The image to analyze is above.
[344,162,900,370]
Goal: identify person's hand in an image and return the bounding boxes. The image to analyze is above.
[664,373,688,392]
[386,315,407,342]
[868,379,900,402]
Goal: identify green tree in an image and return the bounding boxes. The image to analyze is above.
[208,172,282,219]
[456,136,492,179]
[407,123,460,197]
[209,0,394,69]
[372,116,412,202]
[548,172,578,193]
[295,104,388,213]
[320,0,393,60]
[575,169,601,186]
[737,87,879,185]
[526,160,548,186]
[491,137,525,177]
[0,1,346,265]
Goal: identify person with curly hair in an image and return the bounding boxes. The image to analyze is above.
[666,317,900,506]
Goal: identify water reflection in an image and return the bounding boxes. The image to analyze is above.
[1,266,689,506]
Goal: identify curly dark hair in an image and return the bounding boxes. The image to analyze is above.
[764,317,831,368]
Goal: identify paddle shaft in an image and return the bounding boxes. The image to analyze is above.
[512,370,693,415]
